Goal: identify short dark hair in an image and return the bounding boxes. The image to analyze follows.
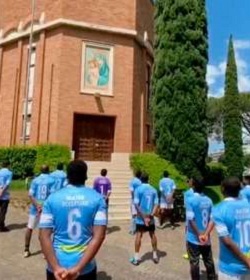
[41,165,49,174]
[2,161,10,168]
[192,178,204,194]
[67,160,88,185]
[135,170,142,179]
[101,169,107,177]
[221,177,241,198]
[57,162,64,170]
[163,171,169,178]
[141,173,149,183]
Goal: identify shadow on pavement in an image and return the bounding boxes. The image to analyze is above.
[31,250,42,257]
[140,250,167,263]
[97,271,112,280]
[106,226,121,235]
[8,223,27,231]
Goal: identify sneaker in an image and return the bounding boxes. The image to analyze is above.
[0,227,9,232]
[129,257,140,266]
[23,250,31,258]
[153,257,159,264]
[183,253,189,260]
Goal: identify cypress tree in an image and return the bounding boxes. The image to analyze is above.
[152,0,208,177]
[223,36,243,178]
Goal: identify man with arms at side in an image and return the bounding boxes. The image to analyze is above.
[0,161,13,232]
[241,170,250,204]
[93,169,112,207]
[24,165,55,258]
[159,171,176,229]
[130,173,159,266]
[186,178,216,280]
[39,160,107,280]
[50,163,67,193]
[129,170,142,235]
[212,177,250,279]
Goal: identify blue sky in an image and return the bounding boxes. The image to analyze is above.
[206,0,250,97]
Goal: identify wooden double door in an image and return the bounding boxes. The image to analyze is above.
[73,114,115,161]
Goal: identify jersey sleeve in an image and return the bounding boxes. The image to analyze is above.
[6,171,13,186]
[108,179,112,192]
[29,180,36,197]
[154,191,159,206]
[129,180,134,192]
[93,197,108,226]
[39,198,54,229]
[212,207,229,237]
[172,180,177,190]
[134,188,140,205]
[186,199,195,220]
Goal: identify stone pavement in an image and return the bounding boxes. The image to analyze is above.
[0,206,219,280]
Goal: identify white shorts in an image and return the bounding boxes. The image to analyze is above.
[219,271,250,280]
[27,214,40,230]
[160,203,174,209]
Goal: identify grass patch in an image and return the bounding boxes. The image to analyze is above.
[11,180,27,191]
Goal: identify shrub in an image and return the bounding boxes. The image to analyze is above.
[130,153,187,190]
[0,147,36,179]
[243,154,250,168]
[34,144,71,174]
[205,162,228,186]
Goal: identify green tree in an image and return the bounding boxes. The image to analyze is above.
[223,36,243,177]
[152,0,208,177]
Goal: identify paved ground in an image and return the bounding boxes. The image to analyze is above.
[0,205,220,280]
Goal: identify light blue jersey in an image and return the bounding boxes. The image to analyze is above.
[134,183,159,225]
[186,193,213,245]
[29,174,55,215]
[159,177,176,204]
[212,198,250,276]
[39,185,107,275]
[0,168,13,200]
[240,185,250,204]
[50,170,67,193]
[129,178,141,193]
[184,188,194,207]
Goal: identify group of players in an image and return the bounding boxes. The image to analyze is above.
[128,170,250,280]
[0,159,250,280]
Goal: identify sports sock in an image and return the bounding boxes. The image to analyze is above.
[134,253,140,261]
[153,251,158,259]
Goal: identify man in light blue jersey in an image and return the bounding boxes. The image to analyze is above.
[241,170,250,204]
[24,165,55,258]
[50,163,67,193]
[129,170,142,235]
[0,161,13,232]
[212,177,250,279]
[39,160,107,280]
[186,178,216,280]
[130,173,159,266]
[159,171,176,229]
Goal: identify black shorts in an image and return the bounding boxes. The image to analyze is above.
[136,224,155,233]
[46,267,97,280]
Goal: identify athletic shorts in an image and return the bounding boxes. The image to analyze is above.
[47,267,97,280]
[136,224,155,233]
[27,214,40,230]
[218,271,250,280]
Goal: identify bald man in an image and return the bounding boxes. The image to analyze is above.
[24,165,56,258]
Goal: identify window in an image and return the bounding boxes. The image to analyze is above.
[146,64,152,111]
[22,46,36,139]
[146,124,151,144]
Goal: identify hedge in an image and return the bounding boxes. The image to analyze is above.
[130,153,187,190]
[34,144,71,174]
[0,144,71,179]
[205,162,228,186]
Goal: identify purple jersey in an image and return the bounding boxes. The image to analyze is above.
[93,176,112,196]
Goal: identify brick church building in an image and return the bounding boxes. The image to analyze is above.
[0,0,154,161]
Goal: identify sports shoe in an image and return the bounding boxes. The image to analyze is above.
[23,250,31,258]
[129,257,140,266]
[153,257,159,264]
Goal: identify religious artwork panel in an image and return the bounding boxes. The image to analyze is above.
[81,43,113,95]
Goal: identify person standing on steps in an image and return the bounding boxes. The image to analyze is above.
[0,161,13,232]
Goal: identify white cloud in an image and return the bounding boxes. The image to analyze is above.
[234,40,250,50]
[206,62,226,86]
